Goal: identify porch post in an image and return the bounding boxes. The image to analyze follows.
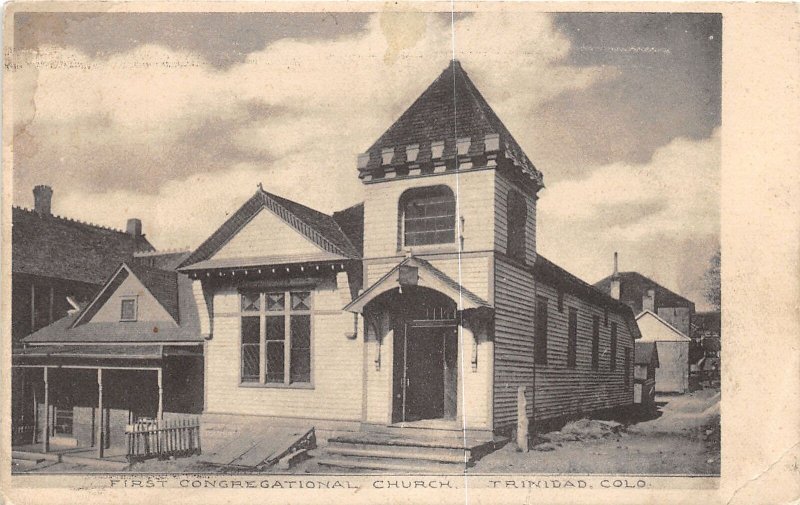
[97,368,104,458]
[157,368,163,420]
[42,367,49,452]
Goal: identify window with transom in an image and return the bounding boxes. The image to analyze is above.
[240,290,312,386]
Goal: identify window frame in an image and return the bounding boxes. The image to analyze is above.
[120,296,138,322]
[398,185,458,251]
[610,322,618,371]
[506,190,528,262]
[534,296,549,366]
[239,289,314,388]
[591,314,601,370]
[567,307,578,368]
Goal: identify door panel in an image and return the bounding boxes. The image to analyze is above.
[405,328,444,421]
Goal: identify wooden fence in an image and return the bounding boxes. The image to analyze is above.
[125,418,201,463]
[12,423,36,446]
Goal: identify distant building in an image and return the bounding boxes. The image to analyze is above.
[635,311,692,394]
[634,341,659,408]
[693,311,721,357]
[594,253,696,336]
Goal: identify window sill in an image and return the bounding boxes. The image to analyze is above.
[239,382,315,390]
[398,244,459,255]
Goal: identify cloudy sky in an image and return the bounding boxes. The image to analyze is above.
[9,11,721,310]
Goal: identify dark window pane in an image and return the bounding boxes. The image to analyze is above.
[266,342,285,383]
[265,316,285,341]
[241,343,260,382]
[535,296,548,365]
[241,293,260,312]
[241,317,260,344]
[402,187,456,246]
[291,292,311,311]
[291,315,311,348]
[121,299,137,320]
[266,293,285,312]
[567,308,578,368]
[290,348,311,383]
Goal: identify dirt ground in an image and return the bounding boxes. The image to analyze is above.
[471,388,721,475]
[17,388,720,475]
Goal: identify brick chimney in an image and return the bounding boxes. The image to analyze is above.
[610,252,621,300]
[642,288,656,313]
[126,218,143,237]
[33,185,53,216]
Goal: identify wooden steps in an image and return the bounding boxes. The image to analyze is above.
[317,431,506,473]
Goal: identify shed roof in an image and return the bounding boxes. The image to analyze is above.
[12,206,154,285]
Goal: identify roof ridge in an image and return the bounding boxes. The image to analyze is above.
[13,205,136,236]
[134,248,191,257]
[259,188,359,258]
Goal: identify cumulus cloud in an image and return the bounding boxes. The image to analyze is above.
[537,129,721,309]
[12,12,608,237]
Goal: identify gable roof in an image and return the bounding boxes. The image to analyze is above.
[344,256,490,313]
[635,341,659,367]
[24,263,203,344]
[361,60,542,186]
[12,206,154,285]
[179,188,360,270]
[635,310,692,342]
[332,203,365,257]
[71,263,180,327]
[594,271,695,314]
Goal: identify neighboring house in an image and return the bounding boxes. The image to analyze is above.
[635,311,692,394]
[12,255,204,455]
[634,341,659,408]
[594,254,696,336]
[10,185,154,445]
[175,60,640,453]
[12,185,154,345]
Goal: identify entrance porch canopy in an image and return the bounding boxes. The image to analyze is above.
[344,256,491,313]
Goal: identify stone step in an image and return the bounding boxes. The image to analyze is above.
[325,445,469,464]
[317,455,465,474]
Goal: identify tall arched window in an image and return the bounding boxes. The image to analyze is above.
[507,190,528,261]
[399,186,456,247]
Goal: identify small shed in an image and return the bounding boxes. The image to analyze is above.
[635,310,692,393]
[634,342,659,407]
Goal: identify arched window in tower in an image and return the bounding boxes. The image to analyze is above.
[507,190,528,261]
[399,186,456,247]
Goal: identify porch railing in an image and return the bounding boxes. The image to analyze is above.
[125,417,201,463]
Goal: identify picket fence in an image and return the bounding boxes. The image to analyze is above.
[125,417,201,462]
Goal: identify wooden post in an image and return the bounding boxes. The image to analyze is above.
[42,367,49,452]
[97,368,104,458]
[31,380,38,444]
[157,368,164,420]
[516,386,529,452]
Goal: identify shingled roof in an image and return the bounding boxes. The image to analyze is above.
[594,271,695,314]
[179,188,360,270]
[12,206,154,285]
[360,60,543,186]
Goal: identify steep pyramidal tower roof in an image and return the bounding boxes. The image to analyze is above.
[358,60,543,188]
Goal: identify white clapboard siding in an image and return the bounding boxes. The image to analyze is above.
[212,208,337,261]
[532,282,635,422]
[204,281,363,421]
[492,257,536,428]
[362,170,496,259]
[494,173,537,266]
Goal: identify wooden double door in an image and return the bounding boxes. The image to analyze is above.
[392,323,458,423]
